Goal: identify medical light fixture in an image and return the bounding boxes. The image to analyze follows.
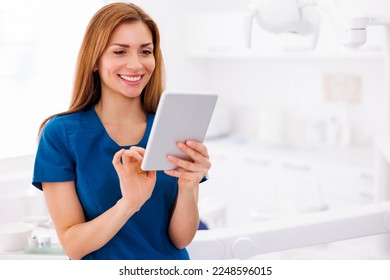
[244,0,320,48]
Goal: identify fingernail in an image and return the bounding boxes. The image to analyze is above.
[177,142,185,148]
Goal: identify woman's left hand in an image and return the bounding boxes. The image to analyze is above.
[164,140,211,189]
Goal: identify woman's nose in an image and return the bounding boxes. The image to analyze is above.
[125,52,142,70]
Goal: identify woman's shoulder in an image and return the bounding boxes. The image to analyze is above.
[42,109,94,137]
[44,111,82,130]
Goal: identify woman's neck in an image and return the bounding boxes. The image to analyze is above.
[94,95,148,146]
[95,95,146,126]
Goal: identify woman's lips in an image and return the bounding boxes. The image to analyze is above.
[119,74,142,83]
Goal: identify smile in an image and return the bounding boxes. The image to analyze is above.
[119,74,142,82]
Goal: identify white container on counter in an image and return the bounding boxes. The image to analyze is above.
[0,223,33,251]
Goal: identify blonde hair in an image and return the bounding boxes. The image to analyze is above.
[38,2,164,134]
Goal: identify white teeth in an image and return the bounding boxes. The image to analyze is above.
[120,75,141,82]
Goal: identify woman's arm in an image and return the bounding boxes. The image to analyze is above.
[43,182,138,259]
[165,141,211,249]
[168,183,200,249]
[43,147,156,260]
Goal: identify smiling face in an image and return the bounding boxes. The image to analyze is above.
[97,21,156,101]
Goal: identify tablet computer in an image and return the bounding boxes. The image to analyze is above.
[141,91,218,171]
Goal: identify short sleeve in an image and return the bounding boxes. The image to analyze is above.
[32,117,76,190]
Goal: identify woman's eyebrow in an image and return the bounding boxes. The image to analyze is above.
[110,43,130,48]
[109,42,153,48]
[141,42,153,48]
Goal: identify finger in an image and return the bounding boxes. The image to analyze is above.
[175,142,212,171]
[166,154,210,180]
[129,146,146,156]
[167,154,197,172]
[112,149,125,167]
[176,142,204,165]
[164,169,202,182]
[185,141,209,158]
[122,148,144,164]
[112,149,126,175]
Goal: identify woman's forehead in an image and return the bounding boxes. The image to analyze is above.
[108,21,153,46]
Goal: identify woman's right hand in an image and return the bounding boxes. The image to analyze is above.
[112,147,156,211]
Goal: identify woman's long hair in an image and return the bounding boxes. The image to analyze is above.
[38,2,164,135]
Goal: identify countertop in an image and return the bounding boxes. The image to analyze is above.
[0,225,67,260]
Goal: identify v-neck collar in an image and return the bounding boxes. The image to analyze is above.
[90,105,152,149]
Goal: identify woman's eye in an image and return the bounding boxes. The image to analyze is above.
[141,50,152,56]
[114,50,126,55]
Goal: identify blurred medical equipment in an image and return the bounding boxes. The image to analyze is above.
[188,202,390,259]
[244,0,387,50]
[187,0,390,259]
[244,0,320,48]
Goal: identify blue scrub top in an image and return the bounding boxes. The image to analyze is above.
[32,106,189,260]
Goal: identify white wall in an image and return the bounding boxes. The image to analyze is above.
[0,0,103,158]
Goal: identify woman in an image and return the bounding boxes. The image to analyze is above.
[32,2,211,260]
